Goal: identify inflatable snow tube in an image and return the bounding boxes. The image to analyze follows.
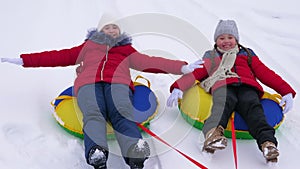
[179,82,284,139]
[51,76,158,139]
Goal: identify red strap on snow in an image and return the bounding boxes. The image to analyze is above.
[231,116,238,169]
[137,123,208,169]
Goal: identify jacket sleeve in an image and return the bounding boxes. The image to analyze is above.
[170,68,209,92]
[21,43,85,68]
[251,56,296,97]
[127,46,187,75]
[169,52,212,92]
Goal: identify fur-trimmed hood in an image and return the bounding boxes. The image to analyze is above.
[85,28,132,47]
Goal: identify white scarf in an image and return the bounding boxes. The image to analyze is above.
[201,45,239,92]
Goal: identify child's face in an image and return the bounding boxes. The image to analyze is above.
[101,24,120,38]
[216,34,237,51]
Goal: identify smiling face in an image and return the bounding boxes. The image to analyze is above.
[216,34,237,51]
[101,24,120,38]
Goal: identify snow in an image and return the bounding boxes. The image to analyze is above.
[1,0,300,169]
[136,139,147,150]
[89,149,105,164]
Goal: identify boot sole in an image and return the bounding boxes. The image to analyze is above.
[266,157,278,163]
[94,163,107,169]
[263,147,279,162]
[203,138,227,153]
[265,151,279,163]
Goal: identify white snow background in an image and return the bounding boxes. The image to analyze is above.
[0,0,300,169]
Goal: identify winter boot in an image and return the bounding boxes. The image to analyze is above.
[126,139,151,169]
[202,125,227,154]
[88,146,108,169]
[261,141,279,163]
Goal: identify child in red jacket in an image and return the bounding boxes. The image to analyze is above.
[1,14,203,169]
[167,20,295,163]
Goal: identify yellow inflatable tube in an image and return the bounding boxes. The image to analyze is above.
[51,76,159,139]
[179,81,284,139]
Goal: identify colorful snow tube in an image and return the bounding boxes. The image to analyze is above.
[51,76,158,139]
[179,82,284,139]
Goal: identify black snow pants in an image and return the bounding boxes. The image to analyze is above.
[202,84,277,150]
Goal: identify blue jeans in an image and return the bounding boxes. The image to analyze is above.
[77,83,142,161]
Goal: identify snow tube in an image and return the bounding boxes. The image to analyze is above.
[179,82,284,139]
[51,75,158,139]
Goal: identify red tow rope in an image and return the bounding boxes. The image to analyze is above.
[137,123,208,169]
[231,116,238,169]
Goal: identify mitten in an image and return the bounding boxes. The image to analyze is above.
[279,93,293,114]
[1,58,24,65]
[167,88,183,107]
[181,59,204,74]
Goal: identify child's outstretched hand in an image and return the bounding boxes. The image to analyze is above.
[1,58,23,65]
[167,88,183,107]
[181,59,204,74]
[280,93,293,114]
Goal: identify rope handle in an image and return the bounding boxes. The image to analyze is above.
[50,95,74,107]
[262,92,282,105]
[134,75,151,88]
[272,93,282,103]
[231,114,238,169]
[137,123,208,169]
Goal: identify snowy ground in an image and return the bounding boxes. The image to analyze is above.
[1,0,300,169]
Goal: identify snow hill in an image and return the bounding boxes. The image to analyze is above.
[1,0,300,169]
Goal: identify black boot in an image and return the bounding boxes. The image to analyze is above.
[126,139,150,169]
[88,146,108,169]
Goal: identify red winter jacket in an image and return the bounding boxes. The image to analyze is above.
[170,47,296,98]
[21,33,187,95]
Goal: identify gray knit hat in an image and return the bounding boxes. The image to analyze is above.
[214,20,239,42]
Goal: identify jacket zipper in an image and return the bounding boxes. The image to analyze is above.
[100,45,109,81]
